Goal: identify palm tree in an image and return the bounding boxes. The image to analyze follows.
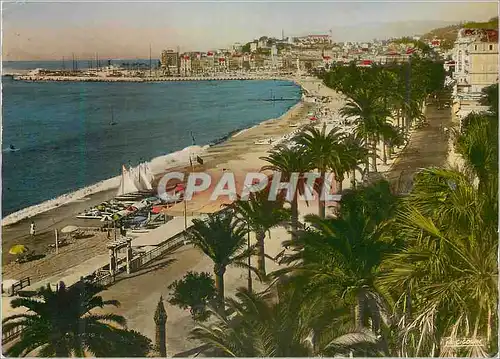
[260,145,311,240]
[188,212,253,313]
[190,284,379,357]
[294,124,351,218]
[380,171,497,356]
[340,133,368,190]
[230,186,291,278]
[2,282,146,357]
[339,90,391,174]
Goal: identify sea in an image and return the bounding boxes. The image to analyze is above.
[2,60,301,217]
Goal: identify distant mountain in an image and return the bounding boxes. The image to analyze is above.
[420,17,498,50]
[329,20,458,42]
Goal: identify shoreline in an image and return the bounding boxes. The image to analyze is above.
[2,78,306,227]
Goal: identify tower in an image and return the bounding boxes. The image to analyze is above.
[154,296,168,357]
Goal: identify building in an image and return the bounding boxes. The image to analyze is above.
[180,55,191,76]
[250,42,258,53]
[232,42,242,53]
[161,50,179,75]
[453,28,498,95]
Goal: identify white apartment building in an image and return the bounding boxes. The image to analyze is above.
[453,28,498,95]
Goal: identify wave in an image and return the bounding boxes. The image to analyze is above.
[2,144,209,226]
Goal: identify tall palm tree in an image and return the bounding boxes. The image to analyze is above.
[190,284,379,357]
[294,124,349,218]
[188,212,253,313]
[260,145,311,240]
[339,90,391,174]
[230,186,291,278]
[2,282,143,357]
[340,133,368,190]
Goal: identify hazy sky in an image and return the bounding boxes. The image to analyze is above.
[2,1,497,60]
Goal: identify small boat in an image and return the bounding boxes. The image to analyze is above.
[110,107,117,126]
[289,123,299,127]
[254,139,274,145]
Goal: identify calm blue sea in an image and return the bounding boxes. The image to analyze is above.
[2,67,301,216]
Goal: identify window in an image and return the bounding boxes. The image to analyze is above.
[489,44,494,51]
[474,45,478,51]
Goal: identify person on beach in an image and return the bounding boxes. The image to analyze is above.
[30,221,36,237]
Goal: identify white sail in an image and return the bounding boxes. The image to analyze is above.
[130,165,146,191]
[117,165,139,196]
[139,163,153,190]
[143,162,155,183]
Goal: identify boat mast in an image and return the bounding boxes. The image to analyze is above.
[149,43,152,77]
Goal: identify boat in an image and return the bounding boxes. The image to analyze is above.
[110,107,117,126]
[289,123,299,127]
[254,138,274,145]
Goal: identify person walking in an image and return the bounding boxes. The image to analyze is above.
[30,221,36,237]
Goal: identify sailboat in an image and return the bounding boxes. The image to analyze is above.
[110,107,117,126]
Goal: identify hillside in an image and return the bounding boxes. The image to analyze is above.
[421,17,498,50]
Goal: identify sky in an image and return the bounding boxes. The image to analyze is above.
[2,1,498,60]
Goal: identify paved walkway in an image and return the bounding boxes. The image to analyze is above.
[386,96,453,192]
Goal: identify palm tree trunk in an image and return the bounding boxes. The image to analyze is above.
[350,169,356,189]
[355,290,366,329]
[214,265,226,314]
[364,135,370,174]
[247,229,252,292]
[256,230,266,277]
[371,137,378,173]
[336,178,343,193]
[382,136,387,165]
[291,196,298,241]
[318,171,326,218]
[396,108,401,130]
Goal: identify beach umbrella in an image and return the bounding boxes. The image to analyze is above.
[9,245,28,255]
[61,225,79,234]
